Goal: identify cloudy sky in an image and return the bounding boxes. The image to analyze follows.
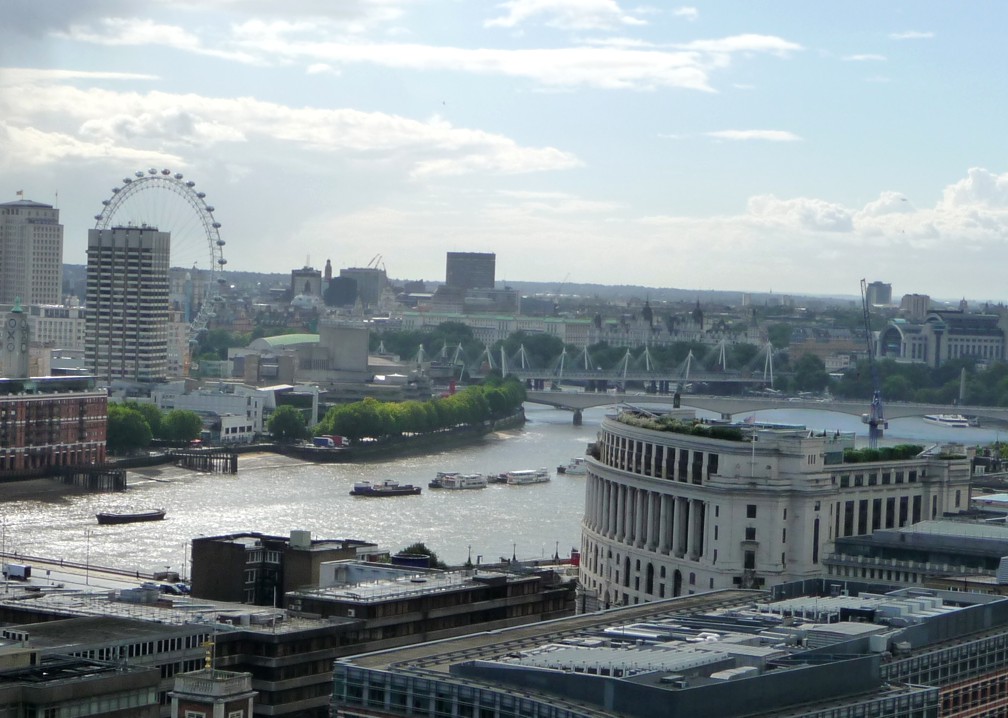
[2,1,1007,300]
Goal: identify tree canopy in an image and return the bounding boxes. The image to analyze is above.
[268,405,309,443]
[161,410,204,442]
[315,377,526,442]
[399,541,448,569]
[106,404,153,454]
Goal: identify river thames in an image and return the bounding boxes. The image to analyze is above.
[2,402,1004,575]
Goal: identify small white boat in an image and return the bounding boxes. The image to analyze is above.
[923,414,972,428]
[505,468,551,485]
[439,473,488,490]
[557,457,587,475]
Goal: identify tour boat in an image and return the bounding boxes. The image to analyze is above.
[96,508,166,525]
[922,414,973,428]
[350,480,421,497]
[438,473,488,490]
[505,468,551,485]
[557,457,587,475]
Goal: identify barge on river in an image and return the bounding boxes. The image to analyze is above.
[350,480,422,497]
[96,509,166,525]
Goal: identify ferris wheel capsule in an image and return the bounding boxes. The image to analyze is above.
[122,178,132,184]
[196,192,206,198]
[174,173,183,180]
[148,168,157,175]
[205,205,214,212]
[161,169,171,175]
[135,171,144,178]
[185,181,195,187]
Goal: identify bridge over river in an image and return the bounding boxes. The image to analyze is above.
[526,390,1008,427]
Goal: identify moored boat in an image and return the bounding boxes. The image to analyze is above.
[96,508,166,525]
[923,414,972,428]
[429,471,455,489]
[505,468,551,485]
[557,457,587,475]
[350,480,421,497]
[439,473,488,490]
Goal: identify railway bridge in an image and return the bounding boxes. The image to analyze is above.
[525,391,1008,427]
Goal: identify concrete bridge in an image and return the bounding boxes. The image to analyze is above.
[526,390,1008,426]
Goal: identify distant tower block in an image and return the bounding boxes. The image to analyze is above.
[445,251,495,290]
[2,298,30,379]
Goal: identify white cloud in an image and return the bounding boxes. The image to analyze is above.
[706,129,802,142]
[0,122,181,167]
[56,18,262,64]
[842,53,886,62]
[677,34,802,56]
[0,81,579,178]
[672,7,698,21]
[484,0,646,30]
[889,30,934,40]
[59,15,800,92]
[0,67,158,84]
[306,63,339,75]
[493,189,624,213]
[747,195,854,232]
[939,167,1008,209]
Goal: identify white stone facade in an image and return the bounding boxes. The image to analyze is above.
[579,412,972,609]
[0,200,63,307]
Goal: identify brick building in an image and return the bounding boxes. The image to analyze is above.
[190,531,380,606]
[0,376,107,473]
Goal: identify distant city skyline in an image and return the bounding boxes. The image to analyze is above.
[3,1,1008,299]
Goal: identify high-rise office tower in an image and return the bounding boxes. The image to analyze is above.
[866,281,892,307]
[0,198,64,306]
[85,225,170,382]
[445,252,495,290]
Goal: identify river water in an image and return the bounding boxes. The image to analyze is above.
[2,402,1002,573]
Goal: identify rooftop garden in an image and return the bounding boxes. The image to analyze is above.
[842,445,925,463]
[618,413,744,442]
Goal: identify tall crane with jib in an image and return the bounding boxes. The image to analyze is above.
[861,278,888,449]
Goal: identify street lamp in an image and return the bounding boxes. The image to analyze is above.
[85,530,92,586]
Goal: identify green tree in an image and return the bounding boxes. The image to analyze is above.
[399,541,447,569]
[124,401,163,439]
[882,374,913,402]
[268,405,308,443]
[767,324,792,349]
[107,404,153,454]
[161,410,204,442]
[793,354,829,392]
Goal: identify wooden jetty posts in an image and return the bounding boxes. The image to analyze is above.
[57,465,127,491]
[170,449,238,474]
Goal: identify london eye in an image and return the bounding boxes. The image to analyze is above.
[93,168,227,341]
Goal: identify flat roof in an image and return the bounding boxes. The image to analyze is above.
[5,616,199,647]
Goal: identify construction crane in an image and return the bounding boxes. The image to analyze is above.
[860,278,888,448]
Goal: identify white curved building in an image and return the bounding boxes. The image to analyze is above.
[580,409,972,609]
